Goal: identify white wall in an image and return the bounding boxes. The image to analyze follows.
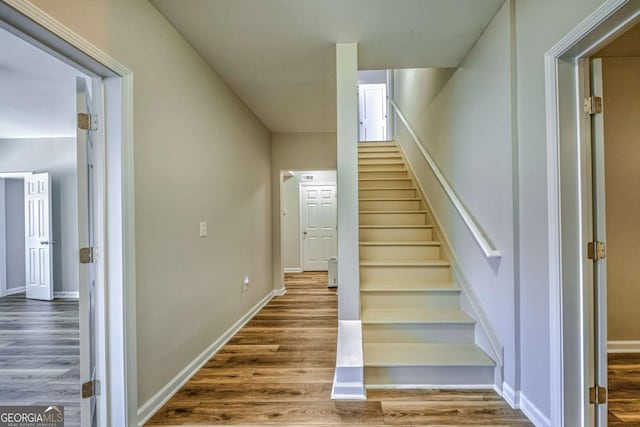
[28,0,273,407]
[272,133,337,288]
[393,0,517,397]
[5,179,25,292]
[0,138,78,294]
[282,171,337,271]
[357,70,387,85]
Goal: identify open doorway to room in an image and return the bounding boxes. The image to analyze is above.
[0,23,102,426]
[588,21,640,426]
[357,70,391,142]
[281,170,337,286]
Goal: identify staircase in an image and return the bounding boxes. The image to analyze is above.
[358,141,495,387]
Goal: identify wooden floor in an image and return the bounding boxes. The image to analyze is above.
[147,272,531,426]
[609,353,640,425]
[0,293,80,426]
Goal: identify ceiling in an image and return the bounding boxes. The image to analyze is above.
[151,0,504,133]
[0,27,86,139]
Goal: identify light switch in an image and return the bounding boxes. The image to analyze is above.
[199,221,208,237]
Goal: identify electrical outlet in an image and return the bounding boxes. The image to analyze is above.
[199,221,208,237]
[242,275,250,292]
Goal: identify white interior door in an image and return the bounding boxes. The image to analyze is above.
[24,173,53,301]
[77,76,100,427]
[590,58,608,427]
[358,84,387,141]
[301,184,337,271]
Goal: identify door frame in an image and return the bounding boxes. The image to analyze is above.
[0,172,33,297]
[0,1,137,425]
[545,0,640,425]
[357,83,388,142]
[299,181,338,272]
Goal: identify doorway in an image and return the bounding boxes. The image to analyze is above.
[0,2,136,424]
[589,23,640,425]
[357,70,390,142]
[281,170,337,274]
[545,2,640,426]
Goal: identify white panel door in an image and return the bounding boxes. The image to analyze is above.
[77,76,100,427]
[302,184,337,271]
[590,58,607,427]
[358,84,387,141]
[24,173,53,301]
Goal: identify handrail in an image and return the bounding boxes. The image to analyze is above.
[390,100,501,259]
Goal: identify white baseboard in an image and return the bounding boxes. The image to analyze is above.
[520,392,551,427]
[608,340,640,353]
[5,286,25,296]
[273,287,286,296]
[137,290,274,426]
[501,381,520,409]
[284,268,303,273]
[54,291,79,299]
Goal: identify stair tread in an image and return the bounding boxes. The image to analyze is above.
[359,198,420,201]
[364,343,495,367]
[359,210,426,214]
[360,189,416,192]
[360,260,449,267]
[360,225,433,229]
[359,241,440,246]
[362,308,473,324]
[360,282,458,291]
[359,178,411,181]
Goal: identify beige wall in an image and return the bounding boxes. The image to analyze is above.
[599,57,640,341]
[26,0,273,407]
[271,133,336,289]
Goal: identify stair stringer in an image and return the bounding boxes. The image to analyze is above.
[393,136,504,389]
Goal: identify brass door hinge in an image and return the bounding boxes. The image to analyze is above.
[587,241,606,261]
[82,379,100,398]
[78,113,98,131]
[79,247,95,264]
[589,385,607,404]
[584,96,603,115]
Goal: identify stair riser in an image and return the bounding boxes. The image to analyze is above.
[359,179,413,189]
[358,147,399,153]
[359,164,407,171]
[358,152,402,159]
[359,189,417,199]
[359,228,433,241]
[361,291,460,309]
[360,265,451,284]
[359,200,422,211]
[364,366,494,386]
[359,158,405,165]
[359,171,408,179]
[360,245,441,261]
[363,323,474,344]
[359,212,427,226]
[358,142,395,147]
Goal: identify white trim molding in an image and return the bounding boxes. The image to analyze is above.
[284,268,303,273]
[390,101,501,259]
[501,382,520,409]
[608,340,640,353]
[331,320,366,400]
[272,287,287,297]
[520,393,552,427]
[5,286,25,296]
[54,291,80,299]
[137,290,275,426]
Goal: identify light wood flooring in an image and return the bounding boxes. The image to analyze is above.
[147,272,531,426]
[0,293,80,426]
[609,353,640,425]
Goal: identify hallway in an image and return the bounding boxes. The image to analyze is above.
[147,272,530,425]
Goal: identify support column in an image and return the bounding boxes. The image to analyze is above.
[332,42,364,400]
